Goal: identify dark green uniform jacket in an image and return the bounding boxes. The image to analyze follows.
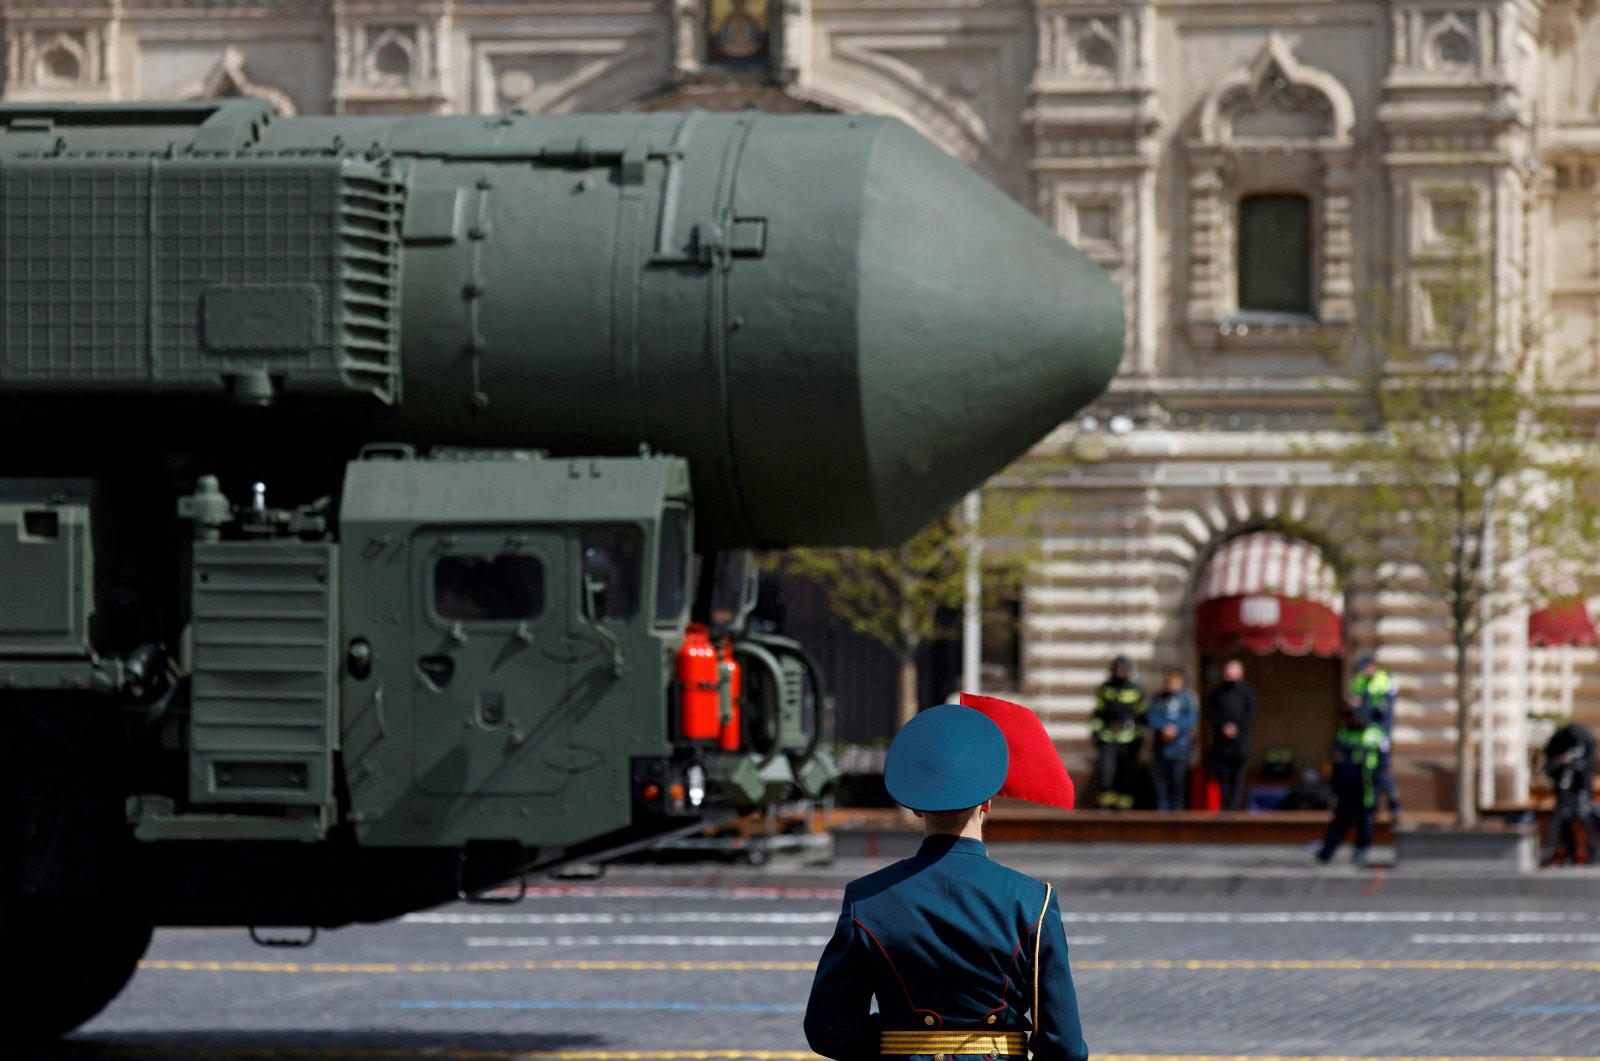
[804,835,1087,1061]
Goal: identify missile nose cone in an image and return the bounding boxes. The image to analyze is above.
[724,116,1124,548]
[854,124,1124,542]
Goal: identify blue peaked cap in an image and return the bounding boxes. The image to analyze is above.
[883,704,1009,813]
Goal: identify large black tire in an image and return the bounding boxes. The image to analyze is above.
[0,892,153,1041]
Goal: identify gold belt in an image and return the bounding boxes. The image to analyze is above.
[880,1031,1026,1057]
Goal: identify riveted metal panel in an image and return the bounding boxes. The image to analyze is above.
[0,157,401,402]
[188,541,338,811]
[0,479,96,658]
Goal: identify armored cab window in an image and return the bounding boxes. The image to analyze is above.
[581,526,644,622]
[435,555,545,622]
[1237,193,1313,317]
[709,550,751,626]
[655,508,690,624]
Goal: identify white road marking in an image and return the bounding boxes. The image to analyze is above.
[464,935,834,948]
[1069,912,1588,925]
[406,911,839,926]
[493,885,845,900]
[1411,933,1600,945]
[461,934,1107,949]
[418,909,1589,929]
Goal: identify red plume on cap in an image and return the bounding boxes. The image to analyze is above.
[959,693,1075,811]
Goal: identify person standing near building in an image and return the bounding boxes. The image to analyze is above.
[1091,656,1145,809]
[1206,660,1257,811]
[1146,668,1197,811]
[1311,706,1389,865]
[1541,718,1598,866]
[1349,654,1402,823]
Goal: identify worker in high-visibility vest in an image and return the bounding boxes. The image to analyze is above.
[1091,656,1146,809]
[1349,654,1402,823]
[1310,707,1390,866]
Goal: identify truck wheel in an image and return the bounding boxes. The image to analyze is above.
[0,895,153,1041]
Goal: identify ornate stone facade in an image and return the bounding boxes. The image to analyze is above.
[6,0,1599,809]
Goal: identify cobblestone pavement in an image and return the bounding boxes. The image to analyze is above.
[19,852,1600,1061]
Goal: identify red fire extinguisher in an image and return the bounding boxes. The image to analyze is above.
[677,624,720,741]
[718,637,741,751]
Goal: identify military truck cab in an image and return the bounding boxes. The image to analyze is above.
[338,447,713,851]
[134,448,834,863]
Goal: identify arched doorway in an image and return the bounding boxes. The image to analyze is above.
[1193,531,1344,807]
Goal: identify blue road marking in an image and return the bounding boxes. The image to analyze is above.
[1501,1005,1600,1015]
[394,999,806,1014]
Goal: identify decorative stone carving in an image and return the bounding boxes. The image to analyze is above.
[334,18,447,114]
[1029,3,1159,375]
[362,25,422,89]
[1185,168,1225,325]
[1411,184,1482,254]
[1217,65,1334,139]
[183,46,298,116]
[814,29,1026,175]
[1390,6,1498,80]
[1037,14,1122,82]
[673,0,705,78]
[1423,12,1478,72]
[1185,35,1357,350]
[1198,34,1354,147]
[6,26,106,92]
[1035,7,1141,88]
[474,39,664,116]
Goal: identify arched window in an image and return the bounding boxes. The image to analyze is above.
[35,35,88,87]
[1185,37,1356,346]
[373,39,413,84]
[1434,28,1472,67]
[364,28,417,87]
[46,47,82,83]
[1076,30,1117,76]
[1237,193,1313,317]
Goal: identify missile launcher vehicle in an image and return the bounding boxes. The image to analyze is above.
[0,99,1122,1038]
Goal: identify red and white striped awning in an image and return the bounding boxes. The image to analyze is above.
[1195,532,1344,657]
[1529,599,1598,647]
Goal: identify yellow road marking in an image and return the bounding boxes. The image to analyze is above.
[1076,959,1600,972]
[138,957,1600,975]
[49,1051,1600,1061]
[67,1051,820,1060]
[138,959,816,974]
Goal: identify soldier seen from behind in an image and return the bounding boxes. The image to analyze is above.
[1205,660,1258,811]
[1091,655,1146,809]
[1146,668,1197,811]
[1310,706,1389,866]
[805,704,1087,1061]
[1541,718,1598,866]
[1350,654,1402,823]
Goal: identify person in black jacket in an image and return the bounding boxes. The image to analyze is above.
[1206,659,1258,811]
[1542,719,1598,866]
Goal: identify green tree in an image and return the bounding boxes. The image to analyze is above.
[769,473,1048,731]
[1319,237,1600,825]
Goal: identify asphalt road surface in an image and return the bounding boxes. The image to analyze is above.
[21,851,1600,1061]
